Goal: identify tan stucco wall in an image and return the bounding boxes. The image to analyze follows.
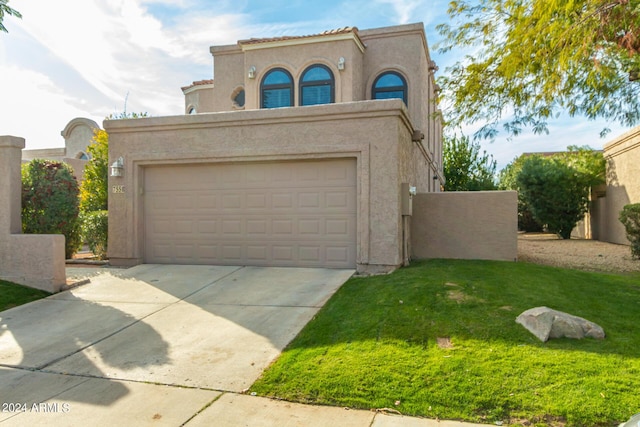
[360,24,443,185]
[184,82,217,114]
[597,127,640,244]
[411,191,518,261]
[63,158,88,183]
[21,147,66,162]
[105,100,427,273]
[0,136,65,293]
[61,117,99,159]
[21,117,95,183]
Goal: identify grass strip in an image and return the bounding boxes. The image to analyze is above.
[251,259,640,426]
[0,279,50,312]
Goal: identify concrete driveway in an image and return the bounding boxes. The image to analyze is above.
[0,265,354,426]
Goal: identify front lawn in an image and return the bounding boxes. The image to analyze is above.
[0,280,50,312]
[250,259,640,426]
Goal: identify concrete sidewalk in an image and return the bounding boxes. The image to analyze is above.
[0,265,489,426]
[0,368,487,426]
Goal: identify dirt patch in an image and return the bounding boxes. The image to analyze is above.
[436,337,453,349]
[518,233,640,274]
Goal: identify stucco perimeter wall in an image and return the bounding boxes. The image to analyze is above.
[411,191,518,261]
[0,136,65,293]
[105,99,427,273]
[1,235,66,292]
[598,127,640,244]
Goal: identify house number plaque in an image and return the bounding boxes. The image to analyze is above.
[112,185,125,194]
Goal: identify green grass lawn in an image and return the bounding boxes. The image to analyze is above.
[0,279,50,312]
[250,259,640,426]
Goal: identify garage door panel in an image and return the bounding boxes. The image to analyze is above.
[144,159,356,268]
[146,241,354,267]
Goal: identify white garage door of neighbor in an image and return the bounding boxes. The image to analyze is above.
[143,159,357,268]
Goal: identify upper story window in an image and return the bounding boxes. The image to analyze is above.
[372,71,407,104]
[300,64,334,106]
[234,90,245,108]
[261,68,294,109]
[231,87,245,109]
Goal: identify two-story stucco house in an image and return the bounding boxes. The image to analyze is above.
[104,22,444,274]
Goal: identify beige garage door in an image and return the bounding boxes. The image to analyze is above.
[144,159,357,268]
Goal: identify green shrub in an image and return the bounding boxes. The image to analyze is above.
[619,203,640,259]
[79,129,108,213]
[21,159,82,259]
[516,155,592,239]
[81,210,108,260]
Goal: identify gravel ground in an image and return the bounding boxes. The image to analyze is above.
[518,233,640,274]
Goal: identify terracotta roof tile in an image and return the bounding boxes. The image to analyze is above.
[181,79,214,91]
[238,26,359,46]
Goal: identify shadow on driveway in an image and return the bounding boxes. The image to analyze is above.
[0,264,353,410]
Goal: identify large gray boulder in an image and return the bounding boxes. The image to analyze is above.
[516,306,605,342]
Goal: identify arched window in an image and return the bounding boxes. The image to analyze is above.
[300,64,334,106]
[372,71,407,104]
[261,68,294,109]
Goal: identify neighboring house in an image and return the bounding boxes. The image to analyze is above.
[21,117,99,182]
[589,127,640,245]
[105,23,445,274]
[519,132,639,246]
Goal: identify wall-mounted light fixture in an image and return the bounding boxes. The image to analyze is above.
[110,157,124,177]
[248,66,256,79]
[428,60,439,73]
[337,57,345,71]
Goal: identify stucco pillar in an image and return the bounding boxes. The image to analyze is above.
[0,136,25,235]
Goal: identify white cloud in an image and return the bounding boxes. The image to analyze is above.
[0,65,93,148]
[1,0,259,148]
[375,0,423,24]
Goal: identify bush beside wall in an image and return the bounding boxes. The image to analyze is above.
[81,210,108,260]
[619,203,640,259]
[21,159,82,259]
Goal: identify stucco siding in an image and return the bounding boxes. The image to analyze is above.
[105,99,415,272]
[239,39,362,111]
[411,191,518,261]
[598,128,640,244]
[215,47,245,111]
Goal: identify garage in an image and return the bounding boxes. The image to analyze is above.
[143,158,357,268]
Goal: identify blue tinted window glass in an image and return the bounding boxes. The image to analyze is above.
[302,66,331,82]
[261,68,293,108]
[300,64,334,106]
[234,90,245,107]
[263,88,291,108]
[372,72,407,104]
[264,70,292,85]
[375,73,404,88]
[301,85,331,106]
[374,90,404,100]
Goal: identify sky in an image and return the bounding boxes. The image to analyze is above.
[0,0,632,169]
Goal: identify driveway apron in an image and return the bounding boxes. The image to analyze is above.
[0,265,353,425]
